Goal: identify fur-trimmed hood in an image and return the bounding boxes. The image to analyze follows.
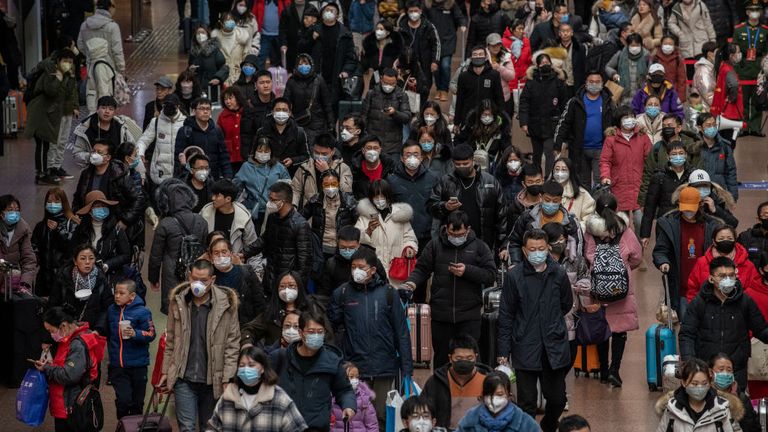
[355,199,413,223]
[584,211,629,238]
[671,182,736,210]
[155,178,199,217]
[190,36,222,58]
[655,389,744,422]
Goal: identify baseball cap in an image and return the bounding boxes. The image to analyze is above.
[649,63,666,75]
[679,186,701,212]
[688,169,711,186]
[154,76,174,88]
[486,33,502,46]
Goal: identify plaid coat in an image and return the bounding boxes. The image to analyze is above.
[206,383,307,432]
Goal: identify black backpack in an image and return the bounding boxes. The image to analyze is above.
[172,215,205,280]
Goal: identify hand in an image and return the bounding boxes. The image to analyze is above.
[613,74,620,82]
[313,158,330,172]
[659,263,670,274]
[701,196,716,213]
[448,262,466,277]
[151,282,160,292]
[459,26,467,33]
[178,153,187,165]
[339,71,349,79]
[403,247,416,258]
[641,238,650,249]
[497,356,508,366]
[521,125,529,135]
[47,219,59,230]
[431,62,438,72]
[281,45,288,53]
[73,109,80,118]
[117,221,127,230]
[209,79,220,86]
[445,198,462,211]
[499,249,509,261]
[601,178,611,185]
[282,157,293,167]
[342,408,356,420]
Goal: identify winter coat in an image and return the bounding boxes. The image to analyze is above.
[429,168,507,250]
[49,264,112,334]
[189,37,230,86]
[699,135,739,200]
[456,402,541,432]
[0,218,37,287]
[320,245,389,298]
[213,264,266,327]
[561,182,596,233]
[32,214,77,294]
[348,0,377,33]
[106,295,156,368]
[137,111,187,185]
[599,131,653,211]
[667,1,717,58]
[175,116,233,180]
[77,9,125,72]
[71,215,132,287]
[205,382,308,432]
[301,192,358,252]
[631,82,685,120]
[518,64,567,140]
[655,387,736,432]
[148,179,209,312]
[361,32,403,74]
[234,160,291,218]
[454,64,505,127]
[638,134,704,207]
[284,61,335,134]
[200,202,258,254]
[680,281,768,387]
[498,256,573,371]
[255,117,310,169]
[360,85,412,154]
[217,105,257,164]
[72,114,135,168]
[584,214,643,333]
[652,49,689,103]
[738,224,768,270]
[425,0,467,57]
[211,27,250,86]
[637,112,664,144]
[422,363,493,428]
[292,157,354,209]
[506,204,583,265]
[387,163,440,241]
[631,13,663,51]
[73,161,143,226]
[605,47,650,105]
[407,229,496,322]
[331,381,378,432]
[554,86,618,153]
[641,164,696,237]
[163,282,241,399]
[350,152,397,200]
[276,343,357,430]
[711,61,743,122]
[355,199,418,276]
[395,17,441,80]
[328,274,414,377]
[693,57,716,109]
[25,65,77,143]
[687,243,762,302]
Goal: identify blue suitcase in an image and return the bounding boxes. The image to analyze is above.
[646,274,677,391]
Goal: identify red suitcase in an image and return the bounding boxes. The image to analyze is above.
[407,303,432,368]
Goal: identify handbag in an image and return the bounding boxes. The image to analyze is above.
[16,369,49,426]
[389,256,417,280]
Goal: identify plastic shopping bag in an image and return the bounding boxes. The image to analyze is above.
[16,369,49,426]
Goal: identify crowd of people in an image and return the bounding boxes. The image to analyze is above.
[2,0,768,430]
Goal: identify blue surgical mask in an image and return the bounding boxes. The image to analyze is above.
[527,250,548,265]
[420,141,435,153]
[698,186,711,198]
[237,366,261,385]
[242,65,256,77]
[713,371,735,390]
[297,64,312,75]
[305,333,325,350]
[129,158,140,169]
[224,19,236,31]
[669,155,686,166]
[703,126,718,139]
[339,248,357,260]
[645,106,660,118]
[46,202,63,215]
[91,207,110,221]
[3,210,20,225]
[541,202,560,216]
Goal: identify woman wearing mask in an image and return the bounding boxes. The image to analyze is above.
[417,128,453,178]
[283,54,335,146]
[189,26,229,101]
[583,193,642,387]
[32,188,78,296]
[212,12,251,86]
[209,236,266,327]
[630,0,662,51]
[218,86,258,172]
[709,353,758,432]
[0,195,37,293]
[330,362,378,432]
[686,225,762,302]
[361,20,403,86]
[49,244,112,334]
[636,96,664,143]
[456,371,540,432]
[455,99,511,172]
[174,70,203,116]
[354,179,418,279]
[241,271,309,347]
[605,33,650,106]
[551,158,595,232]
[651,34,688,103]
[655,359,735,431]
[301,171,358,257]
[233,136,291,229]
[206,346,308,432]
[411,101,453,152]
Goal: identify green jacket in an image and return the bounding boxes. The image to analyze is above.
[24,58,77,143]
[732,22,768,79]
[637,132,703,207]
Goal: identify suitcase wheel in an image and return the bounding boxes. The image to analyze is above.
[649,383,658,392]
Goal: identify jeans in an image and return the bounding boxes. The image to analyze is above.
[174,379,215,432]
[364,376,396,432]
[51,114,72,169]
[109,365,148,419]
[516,354,568,432]
[431,319,482,369]
[436,55,452,91]
[582,148,602,187]
[531,136,555,178]
[257,34,280,69]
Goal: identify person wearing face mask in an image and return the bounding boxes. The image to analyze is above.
[631,63,685,120]
[188,27,230,96]
[421,334,493,430]
[330,362,379,432]
[519,53,567,177]
[497,228,572,432]
[686,169,739,229]
[292,133,354,209]
[241,272,313,347]
[350,136,397,199]
[652,186,721,315]
[650,34,688,103]
[454,46,505,129]
[456,372,539,432]
[732,4,768,137]
[361,68,412,155]
[207,346,309,431]
[255,97,310,176]
[686,225,760,303]
[138,94,187,190]
[148,179,209,315]
[737,201,768,270]
[328,248,413,428]
[300,171,358,258]
[158,259,241,432]
[396,0,441,101]
[680,257,768,390]
[233,136,291,229]
[284,53,336,147]
[708,353,759,432]
[275,310,357,431]
[402,212,496,367]
[207,237,265,326]
[605,33,650,105]
[319,226,389,302]
[211,12,251,86]
[695,112,739,199]
[550,158,595,232]
[337,113,366,165]
[32,188,79,296]
[655,359,736,432]
[0,195,36,293]
[666,0,716,59]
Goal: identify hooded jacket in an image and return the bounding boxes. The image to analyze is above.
[387,162,440,241]
[277,343,357,430]
[454,63,505,127]
[206,382,308,432]
[106,294,156,368]
[73,160,143,225]
[655,387,737,432]
[360,83,412,154]
[331,380,378,432]
[189,37,230,86]
[175,116,233,180]
[76,9,125,72]
[421,363,493,428]
[599,130,653,211]
[355,199,418,277]
[518,63,568,140]
[687,243,762,302]
[72,113,135,168]
[507,203,583,265]
[137,110,187,185]
[667,0,717,58]
[284,55,335,132]
[407,228,496,322]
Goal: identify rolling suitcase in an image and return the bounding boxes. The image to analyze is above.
[646,274,677,391]
[573,344,600,378]
[115,387,172,432]
[480,286,501,366]
[407,303,432,368]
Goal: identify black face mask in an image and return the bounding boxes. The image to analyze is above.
[527,184,543,196]
[661,127,676,141]
[715,240,735,254]
[452,360,475,375]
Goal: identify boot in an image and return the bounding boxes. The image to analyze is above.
[608,333,628,387]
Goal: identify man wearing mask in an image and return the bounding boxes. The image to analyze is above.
[680,256,768,389]
[328,247,413,429]
[143,76,175,129]
[429,144,507,255]
[175,97,233,180]
[653,186,721,315]
[250,70,275,131]
[422,334,492,430]
[73,96,135,168]
[275,310,357,431]
[454,46,505,129]
[158,259,240,432]
[319,225,388,301]
[337,113,365,165]
[402,211,496,366]
[530,2,568,51]
[738,201,768,269]
[497,228,572,432]
[361,68,412,155]
[255,97,310,176]
[318,2,359,111]
[733,1,768,136]
[397,0,441,104]
[350,136,397,199]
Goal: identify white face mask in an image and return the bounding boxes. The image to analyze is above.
[480,115,494,125]
[553,170,569,183]
[254,151,271,163]
[484,395,509,413]
[340,128,355,142]
[324,187,339,198]
[196,33,208,43]
[375,29,388,40]
[628,45,642,55]
[279,288,298,303]
[282,327,301,343]
[352,268,369,283]
[661,44,674,55]
[373,198,388,210]
[424,114,438,125]
[405,155,421,170]
[365,150,380,163]
[213,256,232,270]
[408,418,433,432]
[194,169,209,182]
[507,160,521,173]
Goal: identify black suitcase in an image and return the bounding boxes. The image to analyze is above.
[0,293,46,387]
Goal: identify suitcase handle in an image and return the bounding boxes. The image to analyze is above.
[139,386,170,432]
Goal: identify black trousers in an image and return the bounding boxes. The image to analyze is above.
[109,365,149,419]
[516,354,568,432]
[431,319,481,369]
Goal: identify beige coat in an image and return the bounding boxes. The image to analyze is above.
[667,0,717,58]
[355,199,417,278]
[630,13,663,52]
[291,158,353,208]
[560,182,596,232]
[163,283,241,399]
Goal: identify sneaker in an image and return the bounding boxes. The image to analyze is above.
[53,167,74,179]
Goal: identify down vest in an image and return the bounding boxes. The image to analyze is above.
[137,111,187,185]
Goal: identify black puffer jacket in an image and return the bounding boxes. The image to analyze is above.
[243,208,312,294]
[640,164,695,238]
[738,224,768,270]
[422,363,493,429]
[300,191,358,253]
[213,264,266,327]
[49,264,113,334]
[31,214,78,296]
[255,117,310,171]
[71,215,131,286]
[680,281,768,388]
[406,229,496,322]
[428,168,508,250]
[73,160,143,226]
[387,162,440,241]
[283,55,335,133]
[519,65,568,140]
[174,117,233,180]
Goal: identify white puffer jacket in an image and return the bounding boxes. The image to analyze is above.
[137,111,187,185]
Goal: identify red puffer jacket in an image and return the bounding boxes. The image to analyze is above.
[686,243,762,302]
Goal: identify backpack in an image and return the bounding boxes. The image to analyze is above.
[172,215,205,280]
[590,242,629,302]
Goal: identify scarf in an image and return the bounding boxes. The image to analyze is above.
[478,404,517,432]
[72,266,99,297]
